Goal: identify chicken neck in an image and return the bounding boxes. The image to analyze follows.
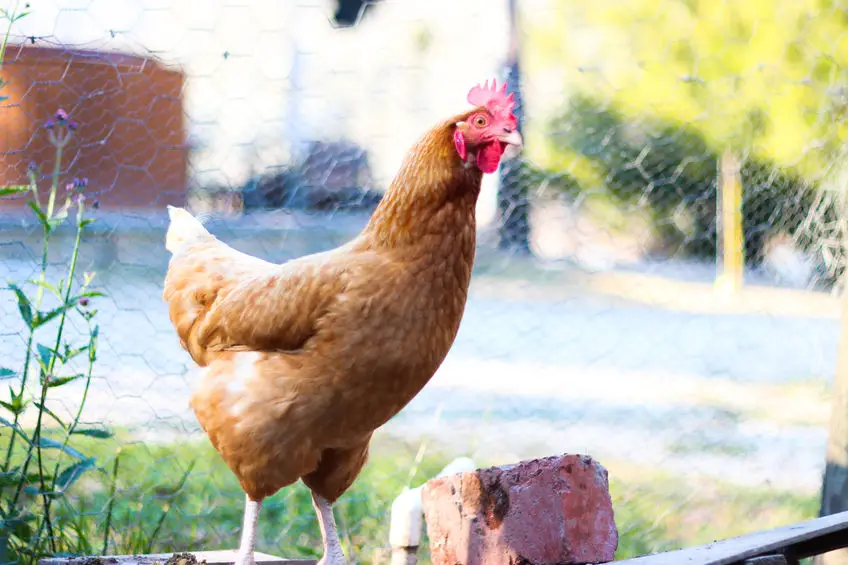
[362,115,483,251]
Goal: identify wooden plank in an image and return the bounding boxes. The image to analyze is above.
[38,550,316,565]
[743,556,788,565]
[614,510,848,565]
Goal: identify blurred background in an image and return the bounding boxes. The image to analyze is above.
[0,0,845,563]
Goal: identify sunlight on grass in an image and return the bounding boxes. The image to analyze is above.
[18,431,816,563]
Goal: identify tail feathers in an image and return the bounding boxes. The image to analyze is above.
[165,205,211,253]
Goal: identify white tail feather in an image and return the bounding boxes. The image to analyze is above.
[165,205,210,253]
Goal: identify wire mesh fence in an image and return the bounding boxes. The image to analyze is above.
[0,0,844,563]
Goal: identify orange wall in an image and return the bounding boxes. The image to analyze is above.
[0,45,187,208]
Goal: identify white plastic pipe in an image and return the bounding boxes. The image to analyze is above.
[388,457,477,565]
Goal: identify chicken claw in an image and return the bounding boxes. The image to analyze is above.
[311,493,347,565]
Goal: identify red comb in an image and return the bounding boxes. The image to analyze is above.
[467,79,516,122]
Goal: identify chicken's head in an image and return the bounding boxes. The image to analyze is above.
[454,79,523,174]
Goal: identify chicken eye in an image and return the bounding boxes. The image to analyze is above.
[473,115,488,128]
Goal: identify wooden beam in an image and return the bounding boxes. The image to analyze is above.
[817,257,848,565]
[38,551,316,565]
[743,556,788,565]
[614,510,848,565]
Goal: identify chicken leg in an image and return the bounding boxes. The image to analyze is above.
[235,495,262,565]
[311,492,346,565]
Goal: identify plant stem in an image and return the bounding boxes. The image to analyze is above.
[143,460,196,554]
[50,319,95,485]
[0,0,21,72]
[43,314,97,544]
[0,4,46,474]
[2,186,52,476]
[101,450,120,556]
[37,200,86,551]
[13,201,85,556]
[46,144,63,220]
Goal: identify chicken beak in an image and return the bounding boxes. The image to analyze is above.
[498,130,523,147]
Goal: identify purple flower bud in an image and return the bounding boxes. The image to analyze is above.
[55,109,68,122]
[73,193,86,204]
[77,177,88,188]
[79,297,90,307]
[27,161,37,174]
[67,121,78,131]
[65,182,75,192]
[92,199,100,209]
[44,119,55,129]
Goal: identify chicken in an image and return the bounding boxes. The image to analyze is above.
[161,79,522,565]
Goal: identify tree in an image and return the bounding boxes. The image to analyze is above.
[523,0,848,182]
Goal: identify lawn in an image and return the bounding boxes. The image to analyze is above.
[3,429,819,564]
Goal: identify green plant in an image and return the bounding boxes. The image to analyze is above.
[0,0,29,106]
[0,108,109,565]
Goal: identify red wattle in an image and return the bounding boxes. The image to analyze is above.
[476,142,506,174]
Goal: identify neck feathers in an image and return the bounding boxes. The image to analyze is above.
[364,115,482,248]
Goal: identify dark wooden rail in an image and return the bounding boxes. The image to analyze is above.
[39,550,315,565]
[615,510,848,565]
[35,511,848,565]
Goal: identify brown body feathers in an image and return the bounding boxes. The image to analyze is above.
[163,113,485,502]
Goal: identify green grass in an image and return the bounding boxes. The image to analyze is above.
[4,430,820,564]
[607,463,819,560]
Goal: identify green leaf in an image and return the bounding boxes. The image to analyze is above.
[0,469,41,488]
[89,325,100,362]
[70,427,112,439]
[27,200,48,229]
[36,343,57,374]
[2,516,33,543]
[38,437,86,460]
[32,402,66,429]
[0,416,29,442]
[0,470,20,488]
[79,291,105,299]
[23,484,60,498]
[0,185,28,197]
[63,344,90,361]
[0,367,14,378]
[28,279,61,298]
[0,390,29,416]
[36,299,80,328]
[80,218,95,228]
[46,374,84,388]
[8,283,33,328]
[48,217,67,231]
[55,457,96,491]
[35,298,79,327]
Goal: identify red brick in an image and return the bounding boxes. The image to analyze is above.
[421,454,618,565]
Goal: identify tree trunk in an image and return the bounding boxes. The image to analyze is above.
[715,149,744,294]
[817,192,848,565]
[497,0,531,253]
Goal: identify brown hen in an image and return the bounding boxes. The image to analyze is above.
[162,80,521,565]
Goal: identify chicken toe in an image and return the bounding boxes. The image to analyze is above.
[311,493,346,565]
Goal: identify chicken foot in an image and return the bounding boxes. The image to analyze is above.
[311,492,347,565]
[235,495,262,565]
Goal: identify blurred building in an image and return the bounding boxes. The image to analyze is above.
[0,0,508,219]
